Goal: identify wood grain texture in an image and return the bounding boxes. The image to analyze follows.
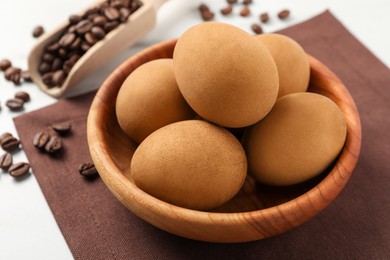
[28,0,163,98]
[87,39,361,242]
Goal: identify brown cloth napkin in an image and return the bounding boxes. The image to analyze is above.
[14,11,390,259]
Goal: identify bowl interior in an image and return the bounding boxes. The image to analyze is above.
[87,38,361,242]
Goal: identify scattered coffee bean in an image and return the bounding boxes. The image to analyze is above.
[198,3,210,12]
[15,91,30,102]
[0,132,13,144]
[21,70,32,82]
[33,131,51,149]
[251,24,263,34]
[4,67,21,81]
[260,12,269,23]
[51,122,72,134]
[10,72,21,85]
[0,59,12,71]
[202,10,215,21]
[220,5,233,15]
[278,9,290,20]
[227,0,237,4]
[240,6,250,17]
[8,162,30,177]
[0,135,20,152]
[0,152,13,170]
[44,136,63,153]
[32,26,45,38]
[5,98,24,112]
[79,162,98,177]
[242,0,252,5]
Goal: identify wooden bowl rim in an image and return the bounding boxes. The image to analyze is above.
[87,38,362,238]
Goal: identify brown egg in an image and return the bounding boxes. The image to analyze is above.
[173,22,279,128]
[116,59,195,143]
[243,93,346,186]
[130,120,247,210]
[255,34,310,98]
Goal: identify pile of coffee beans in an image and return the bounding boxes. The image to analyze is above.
[198,1,291,35]
[38,0,142,88]
[0,132,30,178]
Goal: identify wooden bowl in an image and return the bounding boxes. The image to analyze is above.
[87,39,361,243]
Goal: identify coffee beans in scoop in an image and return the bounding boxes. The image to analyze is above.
[37,0,142,89]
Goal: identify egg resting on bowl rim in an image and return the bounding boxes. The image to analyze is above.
[130,120,247,210]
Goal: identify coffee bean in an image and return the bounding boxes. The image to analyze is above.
[240,6,250,17]
[0,135,20,151]
[92,15,108,26]
[0,132,13,144]
[42,72,55,87]
[51,58,63,71]
[242,0,252,5]
[8,162,30,177]
[83,6,99,19]
[85,32,98,45]
[201,10,215,21]
[15,91,30,102]
[251,24,263,34]
[111,0,126,9]
[38,62,51,74]
[227,0,237,4]
[4,67,21,81]
[76,20,93,35]
[42,53,55,63]
[32,26,44,38]
[59,33,76,47]
[5,98,24,112]
[44,136,63,153]
[278,9,290,19]
[33,131,51,149]
[58,48,68,59]
[0,59,12,71]
[69,15,82,24]
[10,72,21,85]
[104,21,119,32]
[0,152,12,170]
[119,7,131,22]
[69,37,82,50]
[46,42,60,53]
[52,70,66,86]
[79,162,98,177]
[80,42,91,52]
[198,3,209,12]
[91,26,106,40]
[52,122,71,134]
[21,70,32,82]
[104,7,120,21]
[220,5,233,15]
[130,1,142,12]
[260,12,269,23]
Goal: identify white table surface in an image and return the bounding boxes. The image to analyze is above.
[0,0,389,259]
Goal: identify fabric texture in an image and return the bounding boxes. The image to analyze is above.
[14,11,390,259]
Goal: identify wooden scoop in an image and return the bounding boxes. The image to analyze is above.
[28,0,167,98]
